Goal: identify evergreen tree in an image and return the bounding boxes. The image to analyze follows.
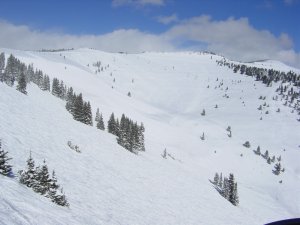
[254,146,261,155]
[223,177,229,200]
[51,78,60,97]
[96,113,105,130]
[0,52,5,82]
[228,173,239,206]
[83,101,93,126]
[162,148,167,159]
[218,173,223,188]
[66,87,75,113]
[213,173,219,184]
[0,140,13,176]
[262,150,269,159]
[137,123,145,151]
[273,163,281,175]
[48,170,60,201]
[32,160,51,195]
[16,71,27,94]
[95,108,100,122]
[73,93,84,122]
[4,54,17,86]
[107,113,117,135]
[53,188,69,207]
[19,152,36,187]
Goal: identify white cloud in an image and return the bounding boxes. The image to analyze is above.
[112,0,165,7]
[0,17,299,69]
[157,14,179,25]
[0,20,174,52]
[163,15,300,68]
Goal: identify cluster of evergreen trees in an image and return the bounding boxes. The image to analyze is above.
[253,146,285,175]
[65,88,93,126]
[216,58,300,115]
[0,140,13,177]
[107,113,145,153]
[95,108,105,130]
[18,153,69,207]
[1,53,146,154]
[212,172,239,206]
[0,53,51,95]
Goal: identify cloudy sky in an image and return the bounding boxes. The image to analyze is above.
[0,0,299,68]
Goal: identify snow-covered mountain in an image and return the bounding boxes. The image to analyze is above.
[0,48,300,225]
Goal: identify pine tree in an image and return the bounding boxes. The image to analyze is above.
[83,101,93,126]
[162,148,167,159]
[262,150,269,159]
[66,87,75,113]
[51,78,60,97]
[273,163,281,175]
[213,173,219,184]
[95,108,100,122]
[223,177,229,200]
[96,113,105,130]
[4,54,17,86]
[48,170,60,201]
[0,140,13,176]
[218,173,223,188]
[19,152,36,187]
[228,173,238,206]
[73,93,84,122]
[0,52,5,82]
[16,71,27,94]
[108,113,117,135]
[32,160,51,195]
[254,146,261,155]
[53,188,69,207]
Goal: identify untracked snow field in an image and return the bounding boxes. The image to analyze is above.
[0,48,300,225]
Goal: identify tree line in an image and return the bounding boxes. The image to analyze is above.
[212,172,239,206]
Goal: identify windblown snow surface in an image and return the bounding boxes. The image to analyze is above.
[0,48,300,225]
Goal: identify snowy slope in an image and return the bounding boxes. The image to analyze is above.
[0,48,300,225]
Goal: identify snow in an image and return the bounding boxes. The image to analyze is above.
[0,48,300,224]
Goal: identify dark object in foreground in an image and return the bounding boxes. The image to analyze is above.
[265,218,300,225]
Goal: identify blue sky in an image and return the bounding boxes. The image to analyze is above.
[0,0,299,67]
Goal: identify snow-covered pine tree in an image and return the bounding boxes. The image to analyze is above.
[66,87,75,113]
[223,177,229,200]
[107,113,117,135]
[254,146,261,155]
[262,150,269,159]
[73,93,84,122]
[53,188,69,207]
[16,71,27,94]
[162,148,167,159]
[201,109,206,116]
[86,101,93,126]
[32,160,51,195]
[95,108,100,122]
[48,170,60,201]
[228,173,239,206]
[51,78,60,97]
[218,173,223,188]
[213,173,219,184]
[137,123,145,151]
[0,140,13,176]
[273,162,281,175]
[96,113,105,130]
[59,80,66,99]
[0,52,5,81]
[117,114,129,150]
[4,54,17,86]
[19,152,36,187]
